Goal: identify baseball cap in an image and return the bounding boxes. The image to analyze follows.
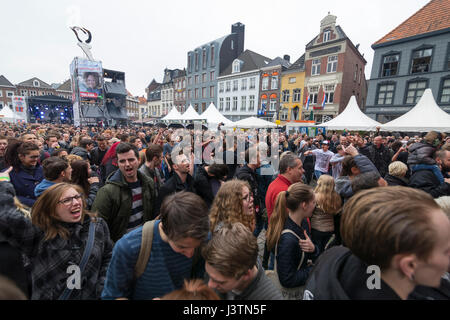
[322,140,329,145]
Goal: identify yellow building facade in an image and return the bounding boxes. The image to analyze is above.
[279,56,306,123]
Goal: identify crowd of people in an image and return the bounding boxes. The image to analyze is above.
[0,122,449,300]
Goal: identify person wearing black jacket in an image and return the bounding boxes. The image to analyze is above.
[367,136,392,178]
[90,136,109,166]
[70,138,94,162]
[154,153,195,217]
[194,163,228,208]
[384,161,408,187]
[234,147,263,236]
[303,187,450,300]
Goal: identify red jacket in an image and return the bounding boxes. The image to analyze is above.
[265,174,311,229]
[265,174,292,221]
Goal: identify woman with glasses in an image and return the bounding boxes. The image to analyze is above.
[0,173,113,300]
[209,179,255,233]
[4,140,44,208]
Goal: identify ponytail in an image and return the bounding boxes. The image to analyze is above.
[266,190,288,252]
[266,183,314,251]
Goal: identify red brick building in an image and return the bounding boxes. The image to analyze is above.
[303,14,367,123]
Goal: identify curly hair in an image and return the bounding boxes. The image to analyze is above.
[209,179,255,233]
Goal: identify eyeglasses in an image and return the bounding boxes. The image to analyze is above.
[58,193,83,206]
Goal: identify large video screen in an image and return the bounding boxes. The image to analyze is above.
[76,58,104,101]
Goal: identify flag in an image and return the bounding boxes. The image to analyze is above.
[322,92,326,108]
[305,95,311,110]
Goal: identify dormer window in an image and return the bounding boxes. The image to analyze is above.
[323,30,331,42]
[33,80,40,87]
[232,60,241,73]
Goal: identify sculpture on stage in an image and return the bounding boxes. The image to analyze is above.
[70,26,94,61]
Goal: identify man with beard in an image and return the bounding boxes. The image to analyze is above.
[92,143,156,242]
[409,149,450,198]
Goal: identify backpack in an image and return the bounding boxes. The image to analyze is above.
[133,220,203,280]
[134,220,156,279]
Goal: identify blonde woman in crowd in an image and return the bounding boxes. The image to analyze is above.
[311,175,342,253]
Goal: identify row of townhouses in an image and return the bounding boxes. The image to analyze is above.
[145,16,368,123]
[145,0,450,124]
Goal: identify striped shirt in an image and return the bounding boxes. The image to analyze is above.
[126,180,144,233]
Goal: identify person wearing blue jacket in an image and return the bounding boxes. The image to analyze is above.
[4,140,44,208]
[101,191,209,300]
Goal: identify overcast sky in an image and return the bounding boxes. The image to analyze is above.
[0,0,430,97]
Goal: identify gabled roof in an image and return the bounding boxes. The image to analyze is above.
[147,79,161,91]
[17,77,52,89]
[0,75,15,87]
[306,25,348,49]
[287,54,306,71]
[220,49,272,76]
[373,0,450,46]
[56,79,72,91]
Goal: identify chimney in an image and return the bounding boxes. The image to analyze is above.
[283,55,290,62]
[231,22,245,55]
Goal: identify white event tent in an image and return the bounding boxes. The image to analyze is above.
[223,116,277,129]
[180,104,204,121]
[200,103,234,128]
[161,107,183,121]
[380,89,450,132]
[0,106,16,123]
[319,96,381,131]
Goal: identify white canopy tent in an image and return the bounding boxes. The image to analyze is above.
[200,103,234,129]
[223,116,277,129]
[161,107,183,121]
[381,89,450,132]
[318,96,381,131]
[0,106,16,123]
[180,104,204,121]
